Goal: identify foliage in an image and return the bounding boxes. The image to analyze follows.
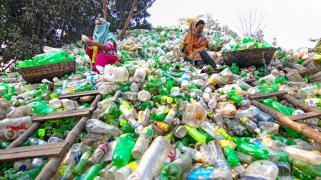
[0,0,153,71]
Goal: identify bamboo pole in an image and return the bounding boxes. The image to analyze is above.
[278,94,321,113]
[7,123,42,149]
[251,100,321,144]
[36,94,101,179]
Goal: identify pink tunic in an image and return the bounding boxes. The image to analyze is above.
[85,37,118,72]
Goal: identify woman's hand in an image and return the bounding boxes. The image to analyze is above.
[86,40,95,47]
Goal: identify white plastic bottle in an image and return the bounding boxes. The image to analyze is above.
[104,66,129,82]
[182,103,207,128]
[138,90,151,102]
[133,68,147,82]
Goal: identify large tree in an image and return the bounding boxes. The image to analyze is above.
[0,0,155,71]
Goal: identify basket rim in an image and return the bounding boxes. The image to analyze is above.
[221,47,276,55]
[17,61,75,72]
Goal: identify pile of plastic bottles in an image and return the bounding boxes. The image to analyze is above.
[1,26,321,180]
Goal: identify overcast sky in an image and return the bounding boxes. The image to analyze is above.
[147,0,320,50]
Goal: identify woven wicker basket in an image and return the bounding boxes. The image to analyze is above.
[17,61,76,84]
[222,47,276,68]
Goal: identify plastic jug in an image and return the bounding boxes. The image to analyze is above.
[104,66,129,82]
[182,103,207,128]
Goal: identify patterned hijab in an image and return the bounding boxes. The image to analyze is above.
[93,18,117,44]
[184,18,209,55]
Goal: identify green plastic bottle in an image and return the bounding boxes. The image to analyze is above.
[223,146,240,167]
[36,50,67,65]
[31,102,55,115]
[271,101,294,116]
[184,125,207,143]
[271,135,296,145]
[291,165,313,180]
[112,134,135,168]
[82,162,105,180]
[73,148,94,176]
[150,113,166,122]
[9,163,45,179]
[292,159,321,177]
[160,153,192,179]
[234,141,268,159]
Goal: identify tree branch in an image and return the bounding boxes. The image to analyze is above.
[132,0,156,17]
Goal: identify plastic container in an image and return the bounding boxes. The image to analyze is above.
[137,90,151,102]
[133,68,147,82]
[104,66,129,82]
[241,160,278,180]
[112,135,135,168]
[182,103,207,128]
[128,136,172,179]
[14,159,31,171]
[86,119,121,136]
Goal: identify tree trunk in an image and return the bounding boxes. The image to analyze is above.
[119,0,137,39]
[102,0,108,21]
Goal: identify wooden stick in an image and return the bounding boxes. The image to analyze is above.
[58,90,99,99]
[7,123,42,149]
[251,100,321,143]
[249,91,287,100]
[278,94,320,113]
[36,95,101,179]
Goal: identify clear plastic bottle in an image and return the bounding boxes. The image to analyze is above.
[86,119,121,136]
[173,125,187,138]
[101,165,117,180]
[31,158,44,169]
[164,106,177,125]
[133,68,147,82]
[131,127,153,160]
[115,161,138,180]
[235,151,254,164]
[239,117,261,134]
[177,143,204,163]
[281,146,321,165]
[48,137,64,144]
[130,82,140,92]
[181,72,190,90]
[182,103,207,128]
[7,105,33,118]
[61,99,77,110]
[124,91,138,101]
[88,142,108,165]
[207,140,230,170]
[128,136,172,180]
[138,90,151,102]
[49,98,63,109]
[0,116,32,128]
[201,121,224,141]
[241,160,278,180]
[235,109,253,119]
[251,107,273,122]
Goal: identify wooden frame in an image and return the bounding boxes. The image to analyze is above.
[0,92,102,180]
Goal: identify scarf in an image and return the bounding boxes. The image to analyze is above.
[183,18,209,57]
[92,18,117,63]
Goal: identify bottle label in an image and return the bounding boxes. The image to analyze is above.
[187,167,214,180]
[208,78,217,86]
[127,161,138,171]
[219,140,236,149]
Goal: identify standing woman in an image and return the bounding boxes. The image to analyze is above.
[180,18,219,70]
[83,18,118,73]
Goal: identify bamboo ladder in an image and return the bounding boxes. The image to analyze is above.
[0,90,101,179]
[248,91,321,144]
